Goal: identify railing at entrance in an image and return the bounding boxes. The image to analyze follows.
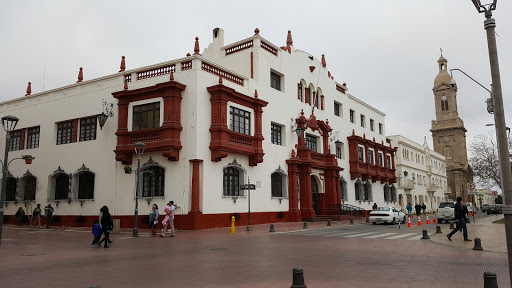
[317,204,366,218]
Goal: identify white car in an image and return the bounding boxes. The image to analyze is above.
[369,207,406,224]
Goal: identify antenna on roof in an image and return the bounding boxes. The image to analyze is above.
[440,48,443,56]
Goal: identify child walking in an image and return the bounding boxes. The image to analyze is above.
[91,219,102,247]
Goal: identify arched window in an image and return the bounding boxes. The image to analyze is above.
[441,101,445,111]
[364,181,372,201]
[315,89,320,109]
[6,177,16,201]
[311,175,319,193]
[23,175,36,201]
[298,82,303,102]
[78,172,95,199]
[340,177,348,202]
[444,100,449,110]
[55,174,69,200]
[142,166,165,197]
[223,167,240,196]
[271,173,283,197]
[355,180,364,201]
[391,184,397,202]
[383,184,390,202]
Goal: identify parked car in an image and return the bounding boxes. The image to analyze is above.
[488,204,503,215]
[369,207,406,224]
[481,204,490,212]
[436,202,455,223]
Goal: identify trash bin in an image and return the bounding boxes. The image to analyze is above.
[112,219,120,234]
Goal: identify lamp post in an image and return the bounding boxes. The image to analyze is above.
[470,0,512,283]
[0,115,19,247]
[132,142,145,237]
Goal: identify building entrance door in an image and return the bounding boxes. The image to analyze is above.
[311,175,320,215]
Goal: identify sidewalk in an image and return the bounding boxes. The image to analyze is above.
[430,214,506,252]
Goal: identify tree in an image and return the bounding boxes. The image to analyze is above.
[469,132,512,190]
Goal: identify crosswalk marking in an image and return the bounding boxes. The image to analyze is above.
[406,235,422,240]
[344,232,380,238]
[363,232,396,239]
[384,233,417,239]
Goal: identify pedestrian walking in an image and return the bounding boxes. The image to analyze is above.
[98,206,114,248]
[372,203,378,210]
[15,207,25,226]
[44,203,54,228]
[421,203,427,214]
[446,197,472,242]
[32,204,42,229]
[91,219,102,247]
[415,204,421,217]
[406,203,413,218]
[149,204,159,237]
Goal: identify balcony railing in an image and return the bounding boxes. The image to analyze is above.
[426,183,438,192]
[311,152,324,161]
[399,179,415,190]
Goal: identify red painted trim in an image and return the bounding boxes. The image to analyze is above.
[113,80,187,165]
[226,40,253,56]
[189,159,203,214]
[207,84,268,166]
[321,95,324,110]
[20,128,26,150]
[309,66,315,72]
[250,51,253,79]
[72,119,78,143]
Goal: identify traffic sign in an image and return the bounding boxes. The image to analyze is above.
[467,183,475,194]
[240,184,256,190]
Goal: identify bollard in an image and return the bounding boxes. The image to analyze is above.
[230,216,236,234]
[327,219,332,226]
[436,225,442,234]
[350,218,354,225]
[421,229,430,240]
[483,272,498,288]
[473,238,483,251]
[449,222,455,229]
[365,217,369,223]
[303,221,308,229]
[269,224,275,233]
[290,266,307,288]
[466,218,471,223]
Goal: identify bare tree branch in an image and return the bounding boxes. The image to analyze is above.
[469,132,503,190]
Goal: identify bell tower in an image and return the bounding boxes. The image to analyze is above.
[430,55,473,202]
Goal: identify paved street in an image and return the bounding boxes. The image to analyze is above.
[0,214,509,288]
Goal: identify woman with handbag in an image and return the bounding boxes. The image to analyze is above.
[98,206,113,248]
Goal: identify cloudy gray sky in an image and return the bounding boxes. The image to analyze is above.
[1,0,510,153]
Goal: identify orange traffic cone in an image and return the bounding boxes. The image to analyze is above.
[432,214,437,224]
[417,216,422,226]
[408,216,413,228]
[426,214,431,224]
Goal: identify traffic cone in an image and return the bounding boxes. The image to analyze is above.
[426,214,431,224]
[408,216,413,228]
[432,214,437,224]
[417,216,422,226]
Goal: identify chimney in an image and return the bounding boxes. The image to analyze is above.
[212,28,224,49]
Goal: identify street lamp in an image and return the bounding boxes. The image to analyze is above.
[470,0,512,283]
[97,113,109,130]
[0,115,19,247]
[132,142,145,237]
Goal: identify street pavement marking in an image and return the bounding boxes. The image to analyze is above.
[363,232,396,239]
[323,231,362,237]
[343,232,380,238]
[406,235,422,240]
[293,229,347,236]
[384,233,418,239]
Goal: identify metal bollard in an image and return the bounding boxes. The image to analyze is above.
[269,224,275,232]
[303,221,308,229]
[449,222,455,229]
[421,229,430,239]
[366,217,369,223]
[436,225,442,234]
[483,272,498,288]
[473,238,483,251]
[290,266,307,288]
[327,219,332,226]
[350,218,354,225]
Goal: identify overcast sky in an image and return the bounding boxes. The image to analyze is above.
[1,0,510,155]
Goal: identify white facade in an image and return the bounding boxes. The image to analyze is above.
[1,28,395,229]
[388,135,449,212]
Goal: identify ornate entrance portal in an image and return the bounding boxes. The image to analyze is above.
[311,175,320,214]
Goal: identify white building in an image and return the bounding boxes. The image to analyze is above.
[388,135,449,213]
[474,189,495,207]
[1,28,398,229]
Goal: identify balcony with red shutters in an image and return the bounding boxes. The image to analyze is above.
[347,130,397,184]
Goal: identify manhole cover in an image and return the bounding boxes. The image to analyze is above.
[23,253,46,257]
[210,248,228,251]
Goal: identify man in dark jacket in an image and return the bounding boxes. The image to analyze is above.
[415,204,421,217]
[447,197,472,242]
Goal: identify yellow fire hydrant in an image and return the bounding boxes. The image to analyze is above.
[230,216,236,234]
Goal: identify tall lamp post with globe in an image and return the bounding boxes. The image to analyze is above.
[132,142,146,237]
[469,0,512,283]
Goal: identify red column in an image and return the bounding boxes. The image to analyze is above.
[299,165,314,219]
[288,164,298,211]
[72,119,79,142]
[189,159,203,214]
[118,103,129,132]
